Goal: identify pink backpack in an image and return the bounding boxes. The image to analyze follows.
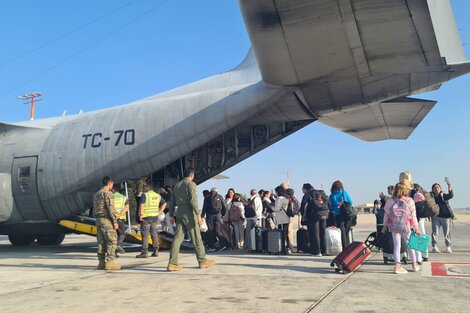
[389,199,410,232]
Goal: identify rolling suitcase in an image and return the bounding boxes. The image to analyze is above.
[249,227,263,253]
[296,227,310,253]
[382,230,407,264]
[330,241,371,274]
[265,229,285,255]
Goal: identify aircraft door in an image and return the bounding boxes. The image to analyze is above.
[11,156,47,220]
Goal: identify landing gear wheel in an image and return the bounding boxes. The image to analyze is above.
[8,234,35,246]
[36,234,66,246]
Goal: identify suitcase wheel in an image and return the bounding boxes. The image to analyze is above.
[334,268,340,273]
[330,262,335,267]
[384,257,388,265]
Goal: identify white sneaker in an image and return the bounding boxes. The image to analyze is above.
[412,265,421,272]
[432,246,441,253]
[313,253,322,257]
[394,266,408,274]
[446,246,453,253]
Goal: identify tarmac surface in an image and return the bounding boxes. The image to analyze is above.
[1,213,469,313]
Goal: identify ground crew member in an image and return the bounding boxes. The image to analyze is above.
[135,176,149,223]
[93,177,121,270]
[136,184,167,258]
[112,184,129,255]
[167,169,214,271]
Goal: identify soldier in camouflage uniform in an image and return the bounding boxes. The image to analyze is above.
[167,169,214,271]
[93,176,121,270]
[125,180,138,225]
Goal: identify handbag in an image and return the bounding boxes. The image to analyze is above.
[408,230,431,253]
[200,218,208,233]
[285,202,295,217]
[340,191,355,221]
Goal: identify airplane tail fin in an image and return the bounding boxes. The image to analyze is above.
[427,0,467,65]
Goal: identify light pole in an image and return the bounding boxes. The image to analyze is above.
[17,92,42,120]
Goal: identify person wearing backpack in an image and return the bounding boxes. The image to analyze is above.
[243,189,262,250]
[229,193,245,249]
[202,188,228,252]
[409,183,430,263]
[431,181,455,253]
[383,182,421,274]
[301,183,329,256]
[273,186,293,254]
[329,181,353,249]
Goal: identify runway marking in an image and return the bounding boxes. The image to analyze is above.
[431,262,470,278]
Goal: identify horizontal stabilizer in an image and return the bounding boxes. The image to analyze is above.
[318,97,437,142]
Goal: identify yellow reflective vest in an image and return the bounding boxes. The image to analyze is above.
[114,192,127,220]
[142,190,161,218]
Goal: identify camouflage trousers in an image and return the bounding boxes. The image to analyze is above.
[96,217,118,261]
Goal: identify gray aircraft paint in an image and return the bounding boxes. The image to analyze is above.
[0,0,469,238]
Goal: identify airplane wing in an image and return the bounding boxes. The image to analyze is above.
[238,0,465,86]
[238,0,467,141]
[317,97,436,142]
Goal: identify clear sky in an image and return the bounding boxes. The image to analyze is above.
[0,1,469,208]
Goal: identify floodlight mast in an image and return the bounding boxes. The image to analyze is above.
[17,92,42,120]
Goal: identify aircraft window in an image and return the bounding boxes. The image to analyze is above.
[18,167,31,180]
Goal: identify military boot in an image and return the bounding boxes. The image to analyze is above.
[199,259,215,269]
[97,259,106,270]
[105,260,121,270]
[167,263,182,272]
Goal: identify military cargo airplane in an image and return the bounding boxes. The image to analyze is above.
[1,0,469,246]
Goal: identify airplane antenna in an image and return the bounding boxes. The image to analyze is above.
[17,92,42,120]
[285,170,292,186]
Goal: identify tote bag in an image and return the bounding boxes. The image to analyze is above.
[408,231,431,253]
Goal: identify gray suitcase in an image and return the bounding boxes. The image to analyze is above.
[249,227,263,253]
[265,229,285,255]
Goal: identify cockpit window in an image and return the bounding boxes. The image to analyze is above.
[18,167,31,180]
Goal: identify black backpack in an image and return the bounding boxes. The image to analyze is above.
[210,195,224,214]
[306,190,329,220]
[244,198,257,218]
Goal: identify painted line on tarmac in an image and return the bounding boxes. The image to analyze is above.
[303,251,381,312]
[431,262,470,278]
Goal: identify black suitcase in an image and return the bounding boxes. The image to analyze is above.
[297,228,310,253]
[381,230,408,264]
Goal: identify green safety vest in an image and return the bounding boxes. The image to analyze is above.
[114,192,127,220]
[142,190,161,218]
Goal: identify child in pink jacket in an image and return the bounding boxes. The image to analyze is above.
[383,182,421,274]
